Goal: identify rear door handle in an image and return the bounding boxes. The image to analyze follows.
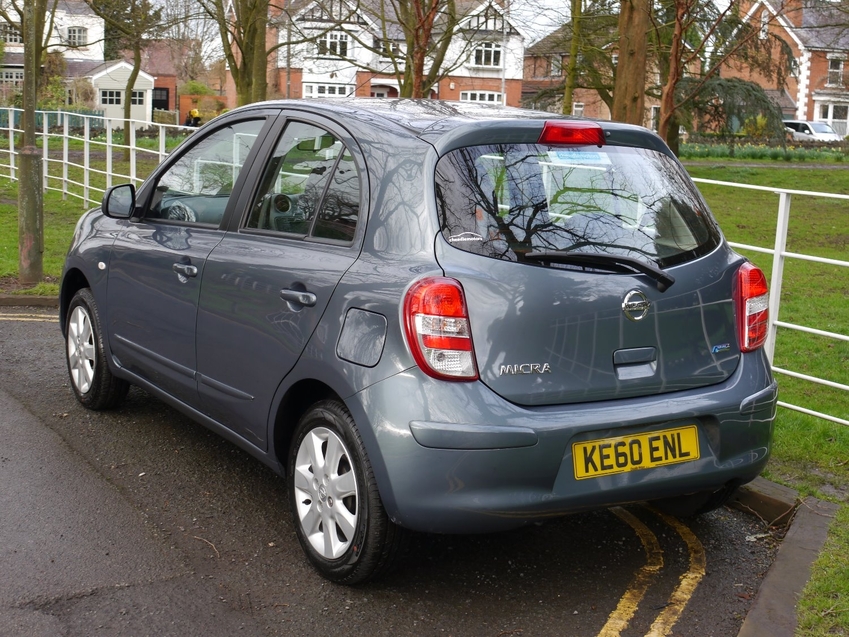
[172,263,198,278]
[280,289,317,307]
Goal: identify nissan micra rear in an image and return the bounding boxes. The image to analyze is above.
[61,99,777,584]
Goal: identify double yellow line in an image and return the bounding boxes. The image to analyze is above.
[0,312,59,323]
[598,506,706,637]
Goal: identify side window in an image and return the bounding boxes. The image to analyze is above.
[148,119,264,225]
[246,121,361,241]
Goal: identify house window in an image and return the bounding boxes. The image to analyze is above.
[317,31,349,58]
[611,53,619,67]
[0,23,22,43]
[468,6,504,32]
[131,91,144,105]
[373,38,401,60]
[819,102,849,137]
[459,91,502,103]
[572,102,584,117]
[472,42,502,67]
[651,105,661,131]
[0,69,24,86]
[100,90,122,105]
[303,84,354,98]
[759,11,769,40]
[827,59,844,87]
[550,56,563,77]
[67,27,87,46]
[303,0,349,21]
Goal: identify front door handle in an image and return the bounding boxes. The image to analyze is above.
[280,289,317,307]
[172,263,198,278]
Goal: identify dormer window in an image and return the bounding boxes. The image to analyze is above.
[67,27,88,47]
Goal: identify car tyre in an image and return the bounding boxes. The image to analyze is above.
[66,288,129,410]
[650,483,739,518]
[288,399,408,584]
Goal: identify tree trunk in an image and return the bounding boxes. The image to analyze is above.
[656,0,686,143]
[248,0,268,103]
[611,0,650,125]
[122,43,142,162]
[19,0,45,285]
[562,0,582,115]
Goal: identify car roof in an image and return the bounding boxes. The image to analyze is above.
[239,98,674,157]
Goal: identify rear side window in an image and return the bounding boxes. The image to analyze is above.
[435,144,720,268]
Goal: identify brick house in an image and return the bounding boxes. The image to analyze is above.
[223,0,527,108]
[0,0,104,101]
[727,0,849,136]
[521,24,663,131]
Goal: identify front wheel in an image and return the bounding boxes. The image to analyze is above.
[288,399,408,584]
[65,288,129,410]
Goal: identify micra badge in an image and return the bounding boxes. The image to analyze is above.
[499,363,552,376]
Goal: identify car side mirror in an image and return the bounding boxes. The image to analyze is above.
[102,184,136,219]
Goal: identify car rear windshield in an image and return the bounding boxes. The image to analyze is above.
[435,144,721,268]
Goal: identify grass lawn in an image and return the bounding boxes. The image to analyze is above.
[687,161,849,636]
[1,158,848,635]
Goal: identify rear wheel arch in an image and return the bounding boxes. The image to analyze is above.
[272,379,339,470]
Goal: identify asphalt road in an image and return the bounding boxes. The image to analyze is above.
[0,307,780,637]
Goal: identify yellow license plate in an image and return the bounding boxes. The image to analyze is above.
[573,425,700,480]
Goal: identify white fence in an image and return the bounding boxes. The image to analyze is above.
[692,177,849,428]
[0,107,193,208]
[1,108,846,426]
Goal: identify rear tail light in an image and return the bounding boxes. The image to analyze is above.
[538,121,605,146]
[403,277,479,381]
[734,262,769,352]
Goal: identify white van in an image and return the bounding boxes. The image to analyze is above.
[784,120,843,142]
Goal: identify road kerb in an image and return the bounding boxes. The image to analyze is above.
[735,479,840,637]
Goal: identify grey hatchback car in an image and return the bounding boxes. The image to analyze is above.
[61,99,777,584]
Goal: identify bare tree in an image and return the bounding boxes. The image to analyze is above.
[648,0,792,143]
[0,0,60,283]
[283,0,501,99]
[159,0,221,83]
[86,0,163,156]
[198,0,282,105]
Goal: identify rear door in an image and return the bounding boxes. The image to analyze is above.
[434,140,742,407]
[106,117,269,406]
[195,117,365,447]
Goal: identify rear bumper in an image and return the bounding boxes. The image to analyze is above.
[345,352,776,534]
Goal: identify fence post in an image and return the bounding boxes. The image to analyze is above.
[106,119,113,191]
[9,108,17,180]
[766,191,792,363]
[159,124,167,164]
[62,112,69,200]
[41,110,50,190]
[130,124,137,184]
[83,116,91,205]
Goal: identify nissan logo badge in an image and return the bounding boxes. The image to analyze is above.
[622,290,651,322]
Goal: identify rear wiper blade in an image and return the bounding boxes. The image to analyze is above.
[524,251,675,292]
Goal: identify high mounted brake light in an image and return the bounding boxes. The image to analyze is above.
[734,262,769,352]
[403,277,479,381]
[538,121,605,146]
